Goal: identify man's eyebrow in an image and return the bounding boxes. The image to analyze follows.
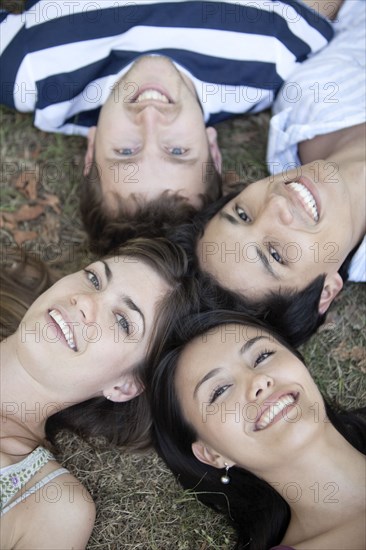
[106,156,198,167]
[193,367,222,398]
[255,247,281,280]
[219,210,239,225]
[219,212,280,279]
[122,296,146,337]
[163,155,198,167]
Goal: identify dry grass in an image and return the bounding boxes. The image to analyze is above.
[1,1,365,546]
[2,100,364,547]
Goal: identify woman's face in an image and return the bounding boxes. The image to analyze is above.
[175,324,326,476]
[16,256,170,402]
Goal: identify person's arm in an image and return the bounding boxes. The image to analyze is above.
[298,123,365,165]
[14,473,96,550]
[301,0,343,21]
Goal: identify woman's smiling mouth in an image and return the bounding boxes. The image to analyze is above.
[254,393,299,431]
[49,309,78,351]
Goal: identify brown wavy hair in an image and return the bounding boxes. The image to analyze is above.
[80,155,222,255]
[0,248,54,340]
[1,239,200,450]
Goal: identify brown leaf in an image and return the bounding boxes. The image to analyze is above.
[0,211,17,229]
[39,212,60,243]
[24,141,42,160]
[13,230,38,246]
[39,193,61,214]
[14,204,45,222]
[15,170,39,200]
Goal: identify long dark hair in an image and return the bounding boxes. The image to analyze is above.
[1,239,199,450]
[149,311,366,549]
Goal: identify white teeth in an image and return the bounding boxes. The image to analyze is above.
[135,89,169,103]
[288,182,319,222]
[49,309,77,351]
[256,394,295,430]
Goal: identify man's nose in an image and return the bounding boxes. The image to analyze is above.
[262,194,294,225]
[133,103,177,125]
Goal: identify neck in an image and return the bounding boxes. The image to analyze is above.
[1,335,65,452]
[261,423,365,545]
[299,123,366,246]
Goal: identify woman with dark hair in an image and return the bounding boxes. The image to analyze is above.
[0,238,195,549]
[150,311,366,550]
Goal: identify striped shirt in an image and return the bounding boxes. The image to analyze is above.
[1,0,333,135]
[267,0,366,282]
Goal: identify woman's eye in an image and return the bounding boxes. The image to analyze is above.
[84,269,100,290]
[209,384,232,404]
[254,351,275,367]
[116,313,131,336]
[169,147,187,155]
[235,205,251,222]
[269,245,283,264]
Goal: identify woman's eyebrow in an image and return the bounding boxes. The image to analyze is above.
[239,336,269,355]
[101,260,112,281]
[123,296,145,337]
[194,368,222,398]
[100,260,146,336]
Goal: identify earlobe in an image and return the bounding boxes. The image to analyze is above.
[318,272,343,314]
[103,376,143,403]
[83,126,97,176]
[206,127,222,174]
[191,441,230,469]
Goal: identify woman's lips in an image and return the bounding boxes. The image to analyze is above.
[48,309,78,351]
[254,392,299,431]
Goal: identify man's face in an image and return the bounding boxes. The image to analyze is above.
[198,162,355,311]
[90,56,221,211]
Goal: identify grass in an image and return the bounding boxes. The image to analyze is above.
[2,99,364,548]
[0,1,365,546]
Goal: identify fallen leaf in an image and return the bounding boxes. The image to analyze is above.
[15,170,39,200]
[24,141,42,160]
[39,193,61,214]
[13,230,38,246]
[14,204,45,222]
[39,212,60,243]
[0,212,17,229]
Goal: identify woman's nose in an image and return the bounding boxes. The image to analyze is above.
[70,293,97,324]
[247,373,274,401]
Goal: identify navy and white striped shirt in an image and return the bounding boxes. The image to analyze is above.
[0,0,333,135]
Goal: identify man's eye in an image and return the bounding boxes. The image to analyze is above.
[169,147,187,155]
[236,205,251,222]
[116,313,131,336]
[115,148,135,156]
[269,245,283,264]
[84,269,100,290]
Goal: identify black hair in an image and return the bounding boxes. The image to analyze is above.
[169,186,360,346]
[149,311,366,550]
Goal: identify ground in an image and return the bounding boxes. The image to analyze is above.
[0,1,365,548]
